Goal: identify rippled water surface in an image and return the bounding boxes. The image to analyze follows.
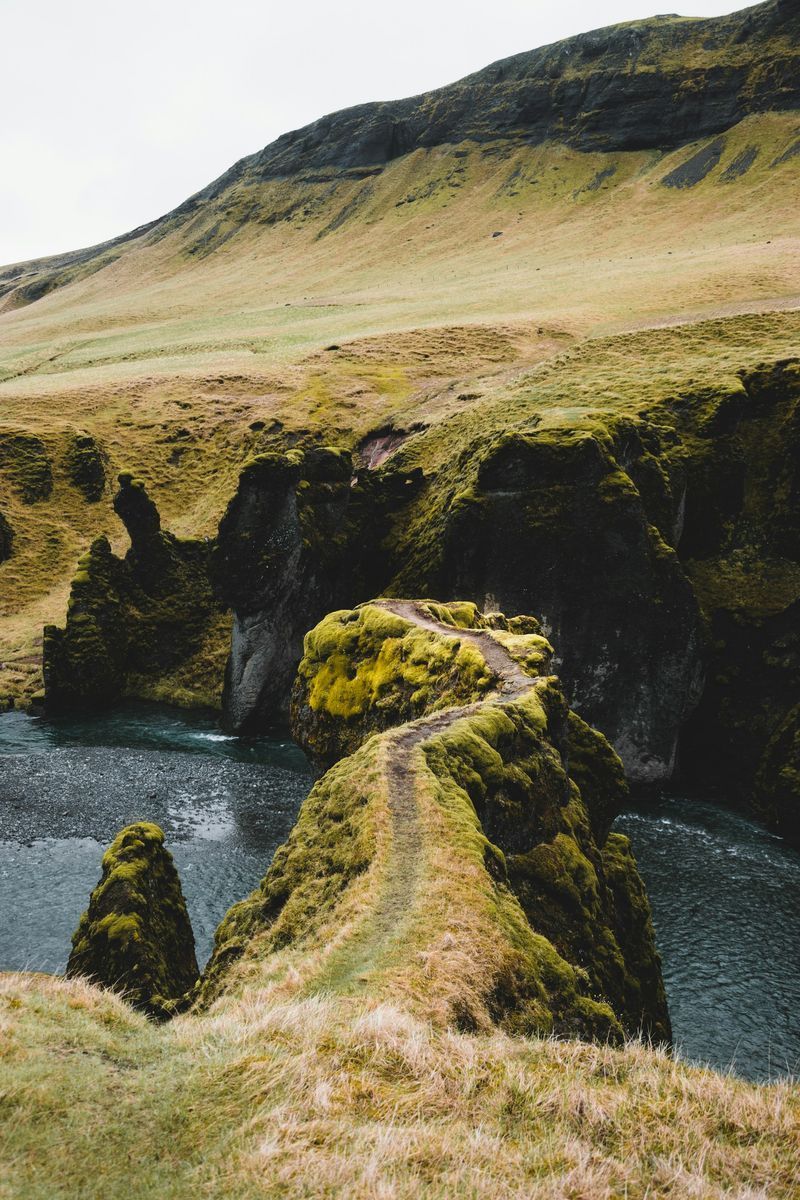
[2,708,797,1081]
[615,794,800,1082]
[0,705,311,971]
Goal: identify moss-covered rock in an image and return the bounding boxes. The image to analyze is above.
[67,822,199,1017]
[566,709,629,843]
[676,360,800,833]
[206,600,669,1044]
[64,432,106,502]
[292,602,506,768]
[43,474,221,710]
[0,431,53,503]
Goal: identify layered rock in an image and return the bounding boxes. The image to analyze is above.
[43,473,220,710]
[67,822,199,1017]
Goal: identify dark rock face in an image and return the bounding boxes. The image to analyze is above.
[43,474,219,710]
[755,704,800,841]
[235,2,798,180]
[216,448,416,732]
[678,361,800,838]
[0,509,12,562]
[67,822,198,1016]
[435,430,703,782]
[64,433,106,502]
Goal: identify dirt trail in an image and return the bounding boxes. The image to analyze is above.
[322,600,540,994]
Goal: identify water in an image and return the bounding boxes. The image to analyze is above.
[616,793,800,1082]
[2,710,797,1082]
[0,705,312,971]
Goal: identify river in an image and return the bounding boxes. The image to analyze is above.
[0,707,797,1081]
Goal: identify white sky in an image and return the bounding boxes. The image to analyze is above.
[1,0,743,266]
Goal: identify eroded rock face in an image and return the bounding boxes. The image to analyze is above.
[67,822,198,1017]
[216,448,418,732]
[64,433,106,502]
[755,705,800,841]
[431,428,703,782]
[228,2,800,177]
[676,361,800,834]
[43,474,219,710]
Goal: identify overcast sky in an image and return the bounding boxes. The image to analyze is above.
[1,0,743,266]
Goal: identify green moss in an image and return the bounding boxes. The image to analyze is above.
[567,709,629,841]
[292,603,496,767]
[67,822,199,1018]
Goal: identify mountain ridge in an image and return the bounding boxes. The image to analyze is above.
[0,0,797,306]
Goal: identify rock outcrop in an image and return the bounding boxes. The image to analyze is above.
[43,473,220,710]
[207,600,669,1044]
[67,822,199,1017]
[215,447,419,732]
[63,432,106,502]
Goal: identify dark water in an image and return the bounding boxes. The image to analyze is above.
[1,710,797,1082]
[615,794,800,1082]
[0,705,311,971]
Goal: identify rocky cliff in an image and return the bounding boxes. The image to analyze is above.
[43,473,224,711]
[1,2,797,308]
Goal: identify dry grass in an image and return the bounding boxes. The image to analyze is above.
[1,971,798,1200]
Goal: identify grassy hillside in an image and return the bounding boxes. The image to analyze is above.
[0,108,798,705]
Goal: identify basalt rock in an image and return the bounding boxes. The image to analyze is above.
[43,474,219,710]
[755,704,800,842]
[67,822,199,1017]
[216,447,420,732]
[415,427,703,783]
[675,360,800,833]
